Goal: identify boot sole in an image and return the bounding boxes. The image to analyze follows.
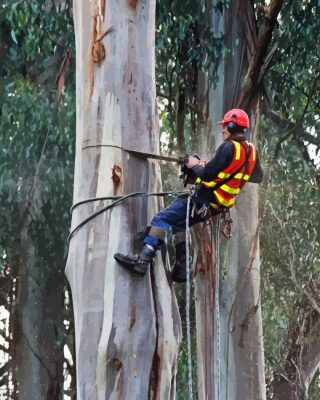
[114,254,147,276]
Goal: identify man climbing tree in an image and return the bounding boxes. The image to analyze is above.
[114,108,263,282]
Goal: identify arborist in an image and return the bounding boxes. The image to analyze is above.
[114,108,263,282]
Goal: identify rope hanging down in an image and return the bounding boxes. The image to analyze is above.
[215,215,222,400]
[185,195,194,400]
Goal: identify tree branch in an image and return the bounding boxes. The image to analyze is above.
[257,41,279,84]
[238,0,285,110]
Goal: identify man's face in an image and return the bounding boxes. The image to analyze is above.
[222,124,231,142]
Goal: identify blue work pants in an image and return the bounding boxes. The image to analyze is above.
[143,196,210,249]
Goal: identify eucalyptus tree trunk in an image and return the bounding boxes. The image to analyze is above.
[15,236,50,400]
[13,179,65,399]
[15,233,64,400]
[65,2,180,399]
[192,1,266,399]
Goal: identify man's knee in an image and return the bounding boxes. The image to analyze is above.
[149,226,166,242]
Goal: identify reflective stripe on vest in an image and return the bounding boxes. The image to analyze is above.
[249,143,256,161]
[217,171,250,180]
[214,191,235,207]
[234,140,241,160]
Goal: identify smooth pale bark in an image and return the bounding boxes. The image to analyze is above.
[65,2,180,399]
[192,3,225,397]
[193,1,266,399]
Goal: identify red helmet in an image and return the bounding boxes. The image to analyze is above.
[217,109,250,128]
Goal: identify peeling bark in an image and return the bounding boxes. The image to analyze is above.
[128,0,138,10]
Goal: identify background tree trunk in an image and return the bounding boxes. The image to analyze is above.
[192,1,266,399]
[15,239,64,399]
[65,1,180,399]
[14,186,65,399]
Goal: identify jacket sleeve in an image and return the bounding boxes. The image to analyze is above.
[249,152,264,183]
[191,141,234,181]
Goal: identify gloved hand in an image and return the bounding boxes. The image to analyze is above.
[179,154,202,187]
[186,155,201,168]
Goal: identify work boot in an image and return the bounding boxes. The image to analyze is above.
[114,245,155,276]
[171,242,187,283]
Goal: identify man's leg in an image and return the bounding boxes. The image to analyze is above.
[171,196,210,282]
[171,230,187,282]
[114,198,190,276]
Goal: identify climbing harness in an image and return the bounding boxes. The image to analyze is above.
[194,203,211,219]
[185,195,194,400]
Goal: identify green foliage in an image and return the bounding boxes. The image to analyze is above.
[1,1,74,78]
[156,0,226,146]
[0,78,75,262]
[0,0,75,396]
[266,0,320,161]
[0,0,75,266]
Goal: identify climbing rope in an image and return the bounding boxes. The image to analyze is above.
[215,214,222,400]
[185,195,194,400]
